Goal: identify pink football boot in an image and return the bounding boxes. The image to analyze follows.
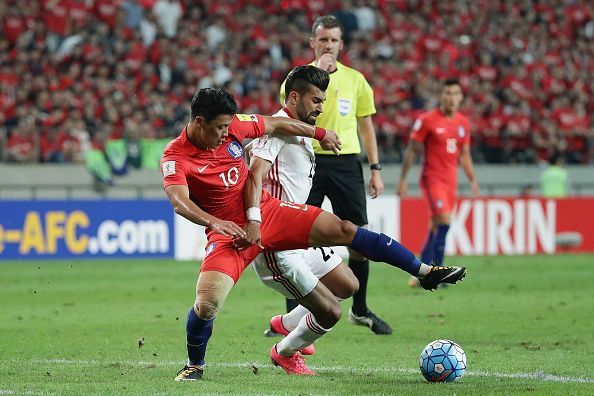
[270,344,316,375]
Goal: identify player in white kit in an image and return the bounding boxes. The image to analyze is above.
[247,66,359,374]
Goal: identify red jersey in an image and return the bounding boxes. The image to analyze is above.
[94,0,118,27]
[43,0,69,35]
[410,108,471,185]
[3,13,26,44]
[161,114,266,227]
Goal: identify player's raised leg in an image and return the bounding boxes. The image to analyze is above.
[175,271,234,381]
[307,211,467,290]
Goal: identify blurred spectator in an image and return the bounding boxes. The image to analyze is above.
[205,16,226,53]
[121,0,144,30]
[504,102,534,164]
[41,128,67,163]
[352,0,377,32]
[540,152,569,197]
[332,1,358,44]
[2,5,27,45]
[7,125,36,162]
[0,0,592,165]
[153,0,182,38]
[140,14,158,47]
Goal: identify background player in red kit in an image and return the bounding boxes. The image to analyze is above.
[163,88,467,381]
[397,79,479,284]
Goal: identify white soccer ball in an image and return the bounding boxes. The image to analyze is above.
[419,339,467,382]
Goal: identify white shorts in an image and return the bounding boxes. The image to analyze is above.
[252,247,343,299]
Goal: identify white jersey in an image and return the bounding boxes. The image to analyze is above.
[249,108,315,203]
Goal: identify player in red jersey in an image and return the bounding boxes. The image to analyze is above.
[164,88,467,381]
[397,79,479,286]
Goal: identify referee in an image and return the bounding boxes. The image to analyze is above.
[278,15,391,335]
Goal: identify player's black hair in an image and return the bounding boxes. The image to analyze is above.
[443,78,461,87]
[311,15,343,36]
[284,65,330,101]
[190,88,238,122]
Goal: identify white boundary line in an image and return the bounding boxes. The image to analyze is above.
[4,359,592,384]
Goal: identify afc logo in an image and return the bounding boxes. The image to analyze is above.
[227,141,243,158]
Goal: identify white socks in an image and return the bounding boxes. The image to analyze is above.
[279,305,310,331]
[418,263,431,278]
[276,313,331,356]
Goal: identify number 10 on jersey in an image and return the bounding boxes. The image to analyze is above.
[219,167,239,188]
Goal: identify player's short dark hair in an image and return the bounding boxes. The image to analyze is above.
[190,88,238,122]
[284,65,330,101]
[443,78,461,88]
[311,15,343,36]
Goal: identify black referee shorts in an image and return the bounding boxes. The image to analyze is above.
[306,154,368,226]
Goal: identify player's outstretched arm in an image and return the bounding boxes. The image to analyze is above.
[164,184,246,238]
[260,115,341,154]
[459,144,479,196]
[397,141,422,198]
[235,157,272,250]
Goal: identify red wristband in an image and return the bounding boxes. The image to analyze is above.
[313,127,327,141]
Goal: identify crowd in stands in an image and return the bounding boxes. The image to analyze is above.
[0,0,592,166]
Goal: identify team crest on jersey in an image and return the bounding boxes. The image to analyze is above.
[205,242,217,256]
[458,126,466,138]
[227,141,243,158]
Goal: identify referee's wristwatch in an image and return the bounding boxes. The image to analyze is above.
[369,163,382,171]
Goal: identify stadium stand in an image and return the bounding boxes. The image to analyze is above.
[0,0,592,167]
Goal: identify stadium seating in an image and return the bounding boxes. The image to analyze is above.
[0,0,592,165]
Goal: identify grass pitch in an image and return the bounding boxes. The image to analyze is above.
[1,255,593,395]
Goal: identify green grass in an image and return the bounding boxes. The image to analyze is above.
[1,255,593,395]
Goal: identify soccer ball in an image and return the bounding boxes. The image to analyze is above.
[419,339,467,382]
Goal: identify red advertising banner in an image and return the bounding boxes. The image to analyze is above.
[400,197,594,255]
